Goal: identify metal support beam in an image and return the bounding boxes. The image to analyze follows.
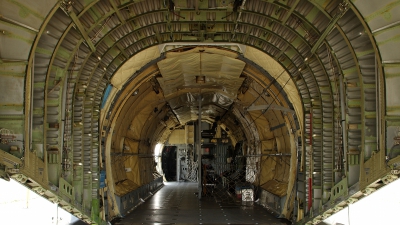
[231,0,247,41]
[108,0,125,24]
[382,60,400,66]
[241,153,291,157]
[311,2,349,54]
[311,15,340,54]
[195,0,199,15]
[0,15,39,32]
[110,152,154,157]
[281,0,300,25]
[116,43,129,59]
[375,53,380,155]
[246,103,295,114]
[154,26,162,44]
[197,92,203,199]
[339,75,348,175]
[270,123,286,131]
[197,93,202,199]
[0,59,28,65]
[69,11,96,52]
[372,20,400,34]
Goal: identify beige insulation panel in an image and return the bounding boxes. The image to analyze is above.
[156,47,246,124]
[157,47,246,99]
[168,129,186,144]
[185,125,194,144]
[111,46,161,89]
[244,47,303,130]
[139,158,155,184]
[258,140,278,186]
[123,91,165,140]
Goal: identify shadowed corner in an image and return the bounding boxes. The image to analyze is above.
[71,220,87,225]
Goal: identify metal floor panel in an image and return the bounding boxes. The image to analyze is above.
[115,182,289,225]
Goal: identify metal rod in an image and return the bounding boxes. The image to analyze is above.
[159,42,246,53]
[231,0,247,41]
[30,57,34,151]
[308,109,313,212]
[375,53,380,154]
[339,75,347,175]
[237,153,291,157]
[176,144,180,182]
[69,11,96,52]
[0,15,39,32]
[60,68,68,172]
[311,2,348,54]
[197,93,202,199]
[372,20,400,34]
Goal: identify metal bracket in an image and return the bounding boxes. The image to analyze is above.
[310,1,349,54]
[68,11,96,52]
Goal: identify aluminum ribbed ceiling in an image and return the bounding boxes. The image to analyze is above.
[157,47,245,123]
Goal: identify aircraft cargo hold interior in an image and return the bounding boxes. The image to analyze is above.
[1,0,400,224]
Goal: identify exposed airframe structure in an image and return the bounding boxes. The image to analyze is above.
[0,0,400,224]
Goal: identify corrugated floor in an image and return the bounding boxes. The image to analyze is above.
[115,182,290,225]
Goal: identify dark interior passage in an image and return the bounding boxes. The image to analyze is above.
[114,182,290,225]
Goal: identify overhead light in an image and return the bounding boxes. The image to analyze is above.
[196,75,205,84]
[304,57,308,62]
[97,56,101,60]
[103,67,107,71]
[132,89,139,96]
